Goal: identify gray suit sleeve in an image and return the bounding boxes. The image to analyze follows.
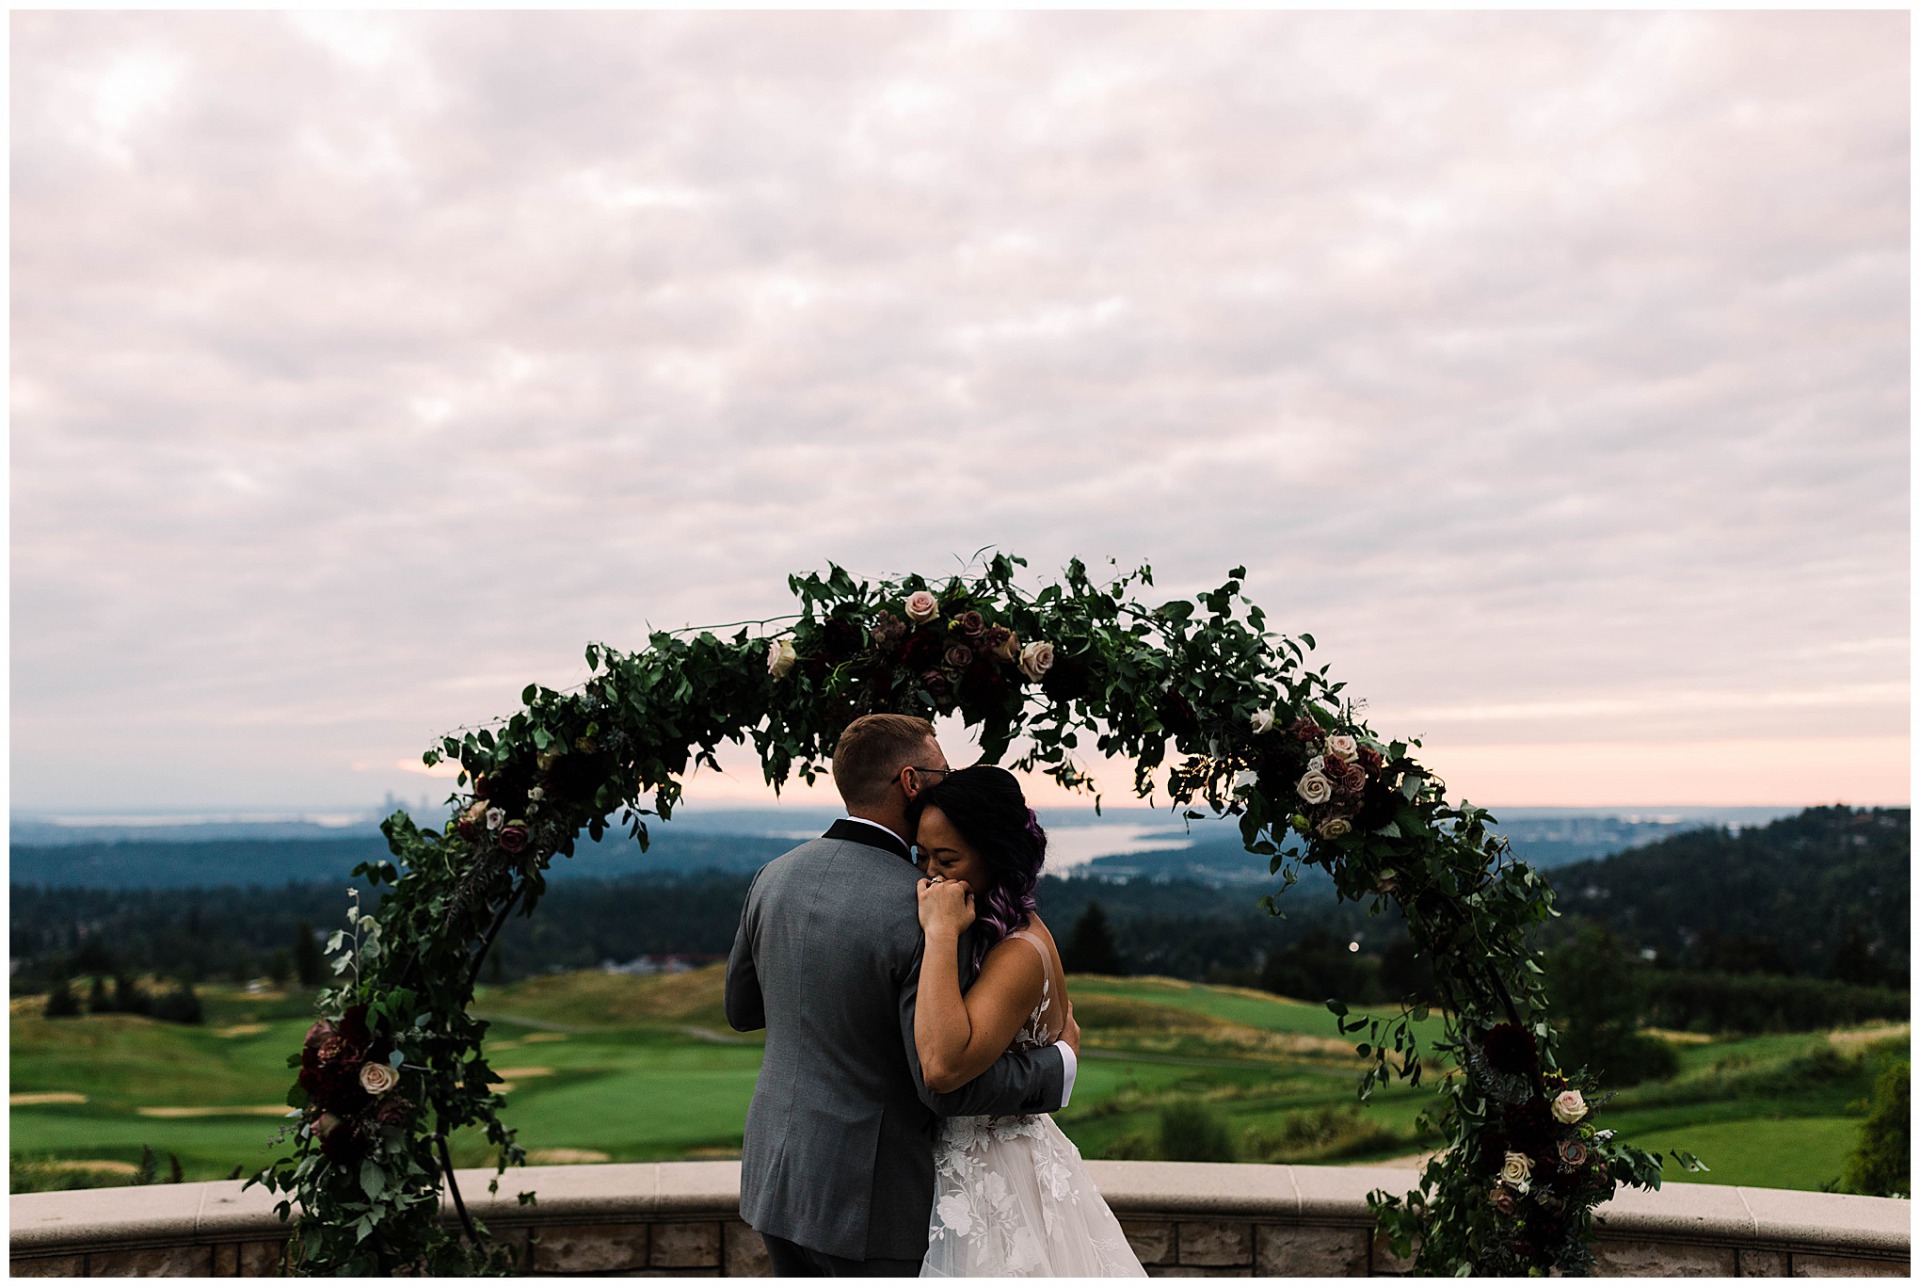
[724,871,765,1033]
[898,933,1066,1117]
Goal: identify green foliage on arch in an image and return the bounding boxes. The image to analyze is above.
[253,554,1688,1275]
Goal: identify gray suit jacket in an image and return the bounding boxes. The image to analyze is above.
[725,821,1068,1262]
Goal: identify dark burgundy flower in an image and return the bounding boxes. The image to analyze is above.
[957,610,985,637]
[318,1115,368,1165]
[337,1005,372,1052]
[1040,653,1091,702]
[959,657,1010,707]
[903,629,945,671]
[1483,1023,1538,1076]
[1491,1187,1519,1215]
[944,643,973,669]
[374,1094,414,1131]
[979,624,1014,660]
[1504,1097,1555,1158]
[1357,744,1386,773]
[499,821,530,854]
[1287,716,1325,744]
[921,670,952,701]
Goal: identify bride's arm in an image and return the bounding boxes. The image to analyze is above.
[915,878,1047,1094]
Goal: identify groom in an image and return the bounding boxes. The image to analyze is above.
[725,714,1078,1275]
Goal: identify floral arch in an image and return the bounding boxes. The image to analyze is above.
[257,554,1685,1276]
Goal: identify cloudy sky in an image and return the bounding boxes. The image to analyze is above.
[11,11,1909,816]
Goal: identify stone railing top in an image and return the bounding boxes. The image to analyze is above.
[10,1161,1911,1260]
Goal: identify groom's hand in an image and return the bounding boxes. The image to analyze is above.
[1060,1001,1081,1058]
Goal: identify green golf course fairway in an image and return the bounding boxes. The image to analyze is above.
[11,971,1895,1195]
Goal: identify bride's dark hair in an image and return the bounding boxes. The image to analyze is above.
[913,765,1047,975]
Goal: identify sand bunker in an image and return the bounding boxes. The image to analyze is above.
[522,1033,569,1044]
[527,1148,611,1164]
[492,1067,554,1079]
[33,1159,140,1176]
[11,1092,88,1106]
[1829,1023,1910,1049]
[137,1105,293,1118]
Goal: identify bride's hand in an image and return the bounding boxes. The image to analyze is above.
[917,877,975,936]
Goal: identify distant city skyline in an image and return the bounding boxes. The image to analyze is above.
[12,12,1908,813]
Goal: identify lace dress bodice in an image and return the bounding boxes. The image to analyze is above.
[921,929,1144,1277]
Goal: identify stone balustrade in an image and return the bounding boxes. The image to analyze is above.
[10,1160,1910,1277]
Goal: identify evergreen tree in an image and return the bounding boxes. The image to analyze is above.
[1544,920,1676,1087]
[267,948,294,987]
[88,975,113,1014]
[1062,902,1125,976]
[1829,920,1886,987]
[151,978,204,1025]
[111,974,151,1016]
[293,919,323,987]
[43,976,81,1019]
[1841,1059,1910,1197]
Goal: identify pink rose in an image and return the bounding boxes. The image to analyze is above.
[1551,1089,1588,1124]
[1018,640,1055,680]
[944,643,973,668]
[359,1061,399,1096]
[905,591,938,623]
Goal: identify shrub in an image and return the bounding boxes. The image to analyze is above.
[1158,1100,1236,1162]
[1841,1060,1909,1198]
[42,978,81,1019]
[1242,1103,1401,1163]
[1100,1131,1157,1160]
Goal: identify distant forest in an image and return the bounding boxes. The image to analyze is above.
[11,806,1908,1034]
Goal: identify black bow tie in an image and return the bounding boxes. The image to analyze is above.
[823,818,915,865]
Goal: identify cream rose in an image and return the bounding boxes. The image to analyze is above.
[767,637,798,678]
[1499,1151,1533,1189]
[1250,708,1276,735]
[904,590,938,623]
[1319,816,1352,839]
[1296,770,1334,805]
[1551,1089,1588,1124]
[359,1061,399,1096]
[1018,640,1055,680]
[1325,734,1359,762]
[485,807,505,832]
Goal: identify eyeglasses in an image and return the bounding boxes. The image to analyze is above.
[906,766,951,781]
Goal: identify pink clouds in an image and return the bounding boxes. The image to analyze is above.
[9,12,1907,810]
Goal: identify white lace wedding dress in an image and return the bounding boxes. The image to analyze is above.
[921,930,1147,1277]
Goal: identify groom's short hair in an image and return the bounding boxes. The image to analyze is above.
[832,714,937,809]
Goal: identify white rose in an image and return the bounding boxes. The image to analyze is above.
[1018,640,1055,680]
[1552,1089,1588,1124]
[485,807,505,831]
[527,787,544,803]
[1306,755,1325,775]
[767,637,798,678]
[904,590,938,623]
[1319,816,1351,839]
[1250,709,1276,735]
[1499,1151,1533,1189]
[359,1061,399,1096]
[1326,734,1359,762]
[1232,770,1260,796]
[1296,770,1333,805]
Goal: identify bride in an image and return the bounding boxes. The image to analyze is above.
[910,766,1147,1277]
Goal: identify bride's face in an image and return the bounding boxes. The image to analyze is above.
[915,806,988,897]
